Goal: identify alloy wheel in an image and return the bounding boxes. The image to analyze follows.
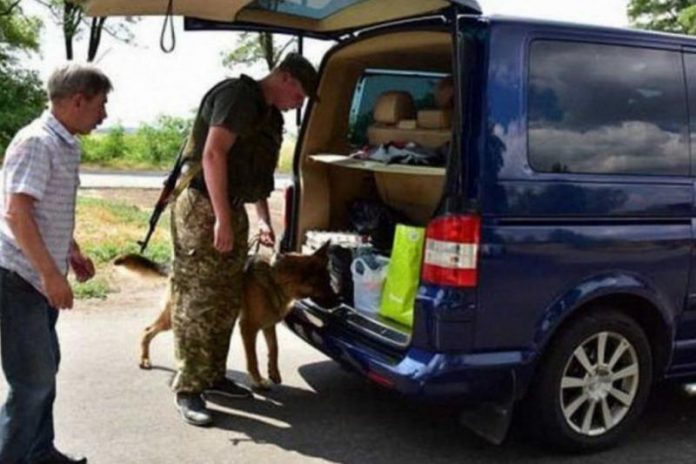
[559,331,640,436]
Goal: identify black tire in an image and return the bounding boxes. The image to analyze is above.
[523,307,653,452]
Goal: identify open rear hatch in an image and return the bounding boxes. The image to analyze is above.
[84,0,483,351]
[84,0,481,39]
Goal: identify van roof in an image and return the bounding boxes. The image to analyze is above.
[482,14,696,48]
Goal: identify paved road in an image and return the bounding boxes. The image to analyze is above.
[79,170,293,190]
[1,284,695,464]
[2,170,696,462]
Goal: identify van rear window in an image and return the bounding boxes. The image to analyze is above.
[348,70,447,146]
[528,40,688,176]
[249,0,367,20]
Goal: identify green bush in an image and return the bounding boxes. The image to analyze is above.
[0,65,47,156]
[82,124,126,163]
[145,115,190,164]
[81,115,192,170]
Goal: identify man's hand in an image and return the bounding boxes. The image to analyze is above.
[214,217,234,252]
[41,271,73,310]
[69,248,95,282]
[258,220,276,248]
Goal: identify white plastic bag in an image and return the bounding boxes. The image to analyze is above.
[350,256,389,314]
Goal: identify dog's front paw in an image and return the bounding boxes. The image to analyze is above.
[250,378,273,390]
[269,369,282,385]
[139,359,152,370]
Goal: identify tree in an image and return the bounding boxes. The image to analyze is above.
[0,66,47,153]
[628,0,696,34]
[0,1,46,155]
[222,32,297,72]
[35,0,137,62]
[0,0,41,61]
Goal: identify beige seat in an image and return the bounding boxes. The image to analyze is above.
[367,91,416,146]
[411,109,451,147]
[366,83,453,149]
[410,75,453,147]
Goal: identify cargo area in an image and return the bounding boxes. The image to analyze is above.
[290,30,457,347]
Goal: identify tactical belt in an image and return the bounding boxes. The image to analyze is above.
[187,169,245,209]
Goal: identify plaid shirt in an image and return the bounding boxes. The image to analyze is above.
[0,111,81,294]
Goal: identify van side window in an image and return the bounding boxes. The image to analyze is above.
[686,54,696,165]
[528,40,688,176]
[348,70,447,146]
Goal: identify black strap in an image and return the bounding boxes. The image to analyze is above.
[188,172,208,196]
[160,0,176,53]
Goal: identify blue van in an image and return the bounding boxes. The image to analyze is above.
[88,0,696,452]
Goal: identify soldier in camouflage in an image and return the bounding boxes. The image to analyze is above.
[171,54,319,426]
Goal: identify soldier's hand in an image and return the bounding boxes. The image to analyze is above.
[258,220,275,248]
[214,218,234,253]
[41,271,73,310]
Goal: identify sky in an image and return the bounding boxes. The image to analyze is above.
[19,0,630,130]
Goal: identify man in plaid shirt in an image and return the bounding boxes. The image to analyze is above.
[0,63,112,464]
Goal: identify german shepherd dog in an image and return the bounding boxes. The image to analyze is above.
[114,242,336,389]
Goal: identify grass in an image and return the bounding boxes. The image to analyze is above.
[72,195,172,299]
[72,278,110,300]
[81,139,297,175]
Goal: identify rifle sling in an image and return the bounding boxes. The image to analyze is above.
[170,161,202,202]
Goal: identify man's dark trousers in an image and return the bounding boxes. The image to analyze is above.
[0,267,60,463]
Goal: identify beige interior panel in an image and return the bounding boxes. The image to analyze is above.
[85,0,457,31]
[83,0,252,20]
[295,31,452,250]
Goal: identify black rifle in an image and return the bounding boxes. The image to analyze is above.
[138,147,187,254]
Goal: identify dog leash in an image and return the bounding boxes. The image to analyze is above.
[244,235,262,273]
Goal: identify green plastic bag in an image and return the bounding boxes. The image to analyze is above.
[379,224,426,327]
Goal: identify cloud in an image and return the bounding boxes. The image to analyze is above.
[529,121,688,174]
[529,41,686,131]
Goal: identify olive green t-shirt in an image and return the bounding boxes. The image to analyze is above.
[184,74,284,203]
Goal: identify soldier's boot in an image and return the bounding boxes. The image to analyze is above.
[175,392,213,426]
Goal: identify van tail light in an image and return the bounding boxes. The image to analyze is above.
[282,185,294,235]
[421,215,481,287]
[367,370,395,389]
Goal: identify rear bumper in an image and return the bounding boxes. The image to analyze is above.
[285,301,536,405]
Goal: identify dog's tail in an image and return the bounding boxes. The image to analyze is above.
[113,254,170,279]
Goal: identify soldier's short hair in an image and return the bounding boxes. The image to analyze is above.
[47,63,113,102]
[277,53,318,100]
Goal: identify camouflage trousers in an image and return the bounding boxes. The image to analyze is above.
[169,188,248,393]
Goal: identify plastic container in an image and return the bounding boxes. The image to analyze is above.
[350,255,390,315]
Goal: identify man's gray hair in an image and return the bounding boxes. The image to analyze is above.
[47,63,113,102]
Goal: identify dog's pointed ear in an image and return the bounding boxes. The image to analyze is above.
[312,241,331,261]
